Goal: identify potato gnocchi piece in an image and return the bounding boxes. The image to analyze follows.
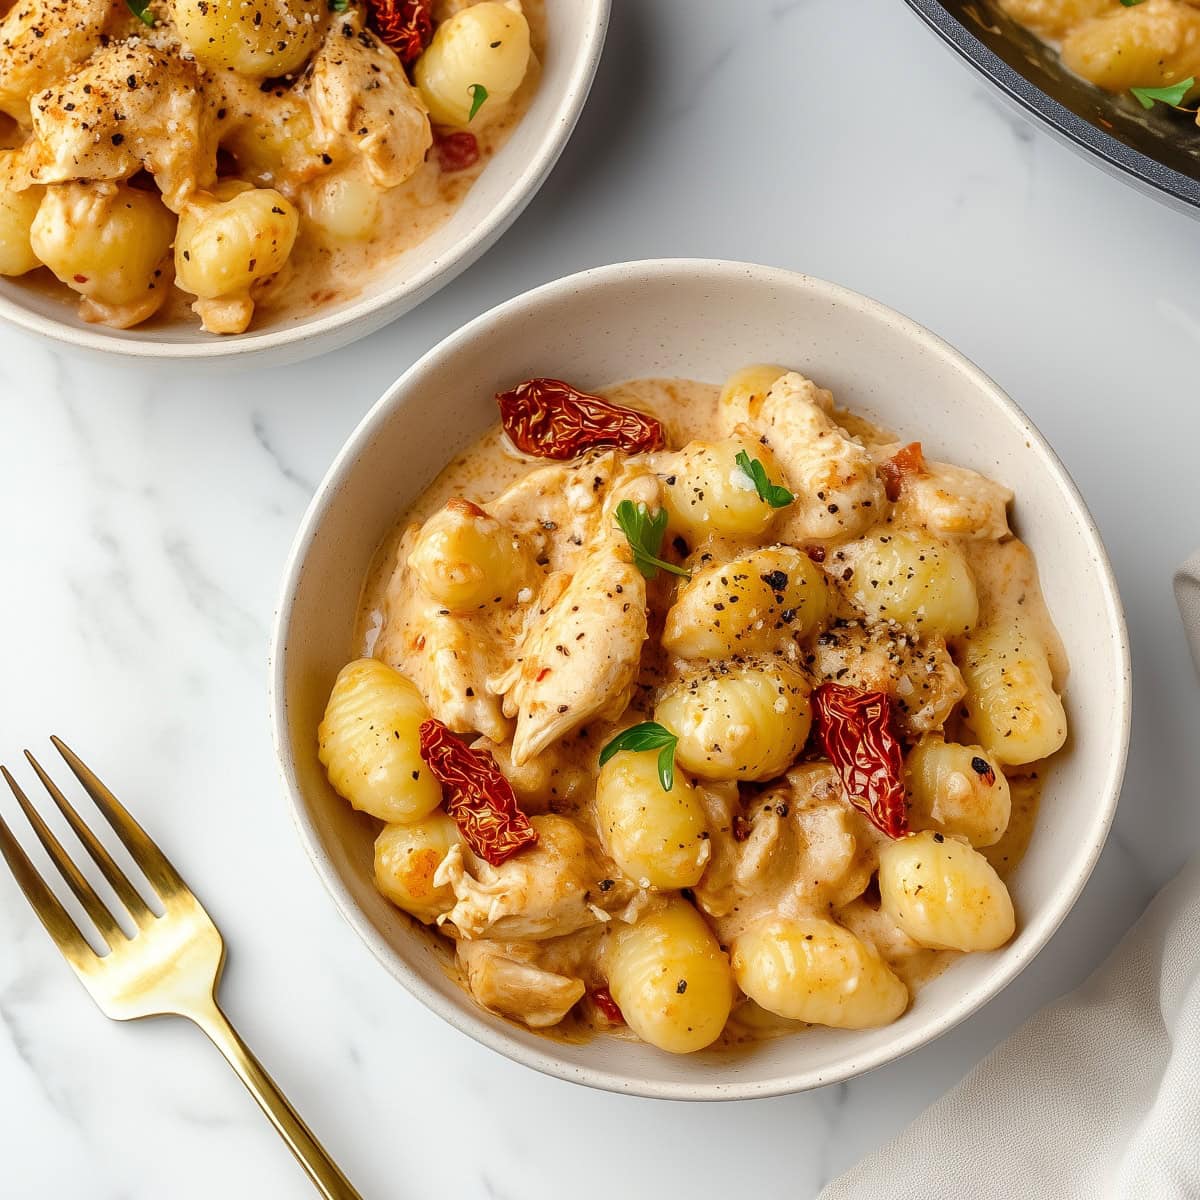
[717,363,790,417]
[662,545,829,660]
[905,735,1011,847]
[1060,0,1200,95]
[415,1,531,128]
[175,181,299,335]
[595,749,710,890]
[0,175,42,276]
[998,0,1113,40]
[374,812,462,924]
[605,899,733,1054]
[961,626,1067,766]
[318,658,443,824]
[732,916,908,1029]
[408,498,526,612]
[655,659,812,782]
[660,434,790,543]
[879,830,1015,952]
[828,529,979,637]
[171,0,326,77]
[31,182,173,328]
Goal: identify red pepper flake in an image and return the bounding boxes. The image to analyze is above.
[732,813,751,842]
[435,131,480,172]
[418,718,538,866]
[73,274,88,283]
[804,544,826,564]
[366,0,432,65]
[591,986,624,1025]
[878,442,927,503]
[496,378,666,460]
[813,683,908,838]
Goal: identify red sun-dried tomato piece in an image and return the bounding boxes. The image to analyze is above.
[418,719,538,866]
[496,378,666,460]
[813,683,908,839]
[878,441,927,503]
[435,131,480,172]
[366,0,433,65]
[591,987,624,1025]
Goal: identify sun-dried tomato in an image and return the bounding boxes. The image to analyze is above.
[367,0,433,65]
[435,131,480,173]
[813,683,908,838]
[878,441,927,503]
[496,378,666,460]
[418,719,538,866]
[591,987,624,1025]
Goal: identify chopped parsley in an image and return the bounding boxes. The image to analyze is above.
[468,83,489,121]
[614,499,690,580]
[1131,78,1194,110]
[735,450,794,508]
[599,722,680,792]
[125,0,155,26]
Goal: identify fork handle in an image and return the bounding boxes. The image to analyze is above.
[191,1000,363,1200]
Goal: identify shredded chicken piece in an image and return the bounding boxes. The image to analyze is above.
[720,371,884,542]
[810,619,966,737]
[872,443,1013,540]
[694,765,878,943]
[503,471,657,765]
[301,13,431,189]
[0,0,119,123]
[14,40,215,209]
[456,938,586,1028]
[435,815,608,941]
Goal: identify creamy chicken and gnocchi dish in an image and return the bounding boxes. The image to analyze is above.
[1002,0,1200,117]
[317,366,1069,1054]
[0,0,540,333]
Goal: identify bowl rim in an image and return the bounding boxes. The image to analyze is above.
[0,0,611,361]
[903,0,1200,216]
[269,258,1132,1100]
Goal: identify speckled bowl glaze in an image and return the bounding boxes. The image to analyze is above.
[271,259,1131,1100]
[0,0,609,363]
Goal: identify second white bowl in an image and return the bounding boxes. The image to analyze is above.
[271,259,1131,1099]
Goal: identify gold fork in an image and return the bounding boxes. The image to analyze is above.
[0,736,362,1200]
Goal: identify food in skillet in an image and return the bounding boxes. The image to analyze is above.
[317,366,1069,1053]
[0,0,541,333]
[1001,0,1200,116]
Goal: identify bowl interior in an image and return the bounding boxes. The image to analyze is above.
[907,0,1200,211]
[0,0,608,360]
[273,260,1130,1098]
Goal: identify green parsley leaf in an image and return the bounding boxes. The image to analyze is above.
[599,722,679,791]
[125,0,155,26]
[1131,77,1194,110]
[735,449,794,509]
[1119,0,1145,6]
[467,83,489,122]
[614,499,690,580]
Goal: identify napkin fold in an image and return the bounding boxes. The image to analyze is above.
[819,559,1200,1200]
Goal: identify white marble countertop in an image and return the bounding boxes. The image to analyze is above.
[3,0,1199,1195]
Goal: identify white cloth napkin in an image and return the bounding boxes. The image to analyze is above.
[819,558,1200,1200]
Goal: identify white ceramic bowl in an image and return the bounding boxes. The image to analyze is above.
[0,2,608,365]
[271,259,1131,1099]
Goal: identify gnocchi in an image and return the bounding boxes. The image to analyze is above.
[605,900,734,1054]
[655,659,813,782]
[322,368,1066,1054]
[318,658,443,824]
[879,831,1016,952]
[732,916,908,1029]
[0,178,41,277]
[595,749,710,889]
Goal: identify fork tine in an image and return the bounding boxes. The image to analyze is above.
[49,737,185,901]
[0,803,95,972]
[2,765,126,948]
[23,753,156,929]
